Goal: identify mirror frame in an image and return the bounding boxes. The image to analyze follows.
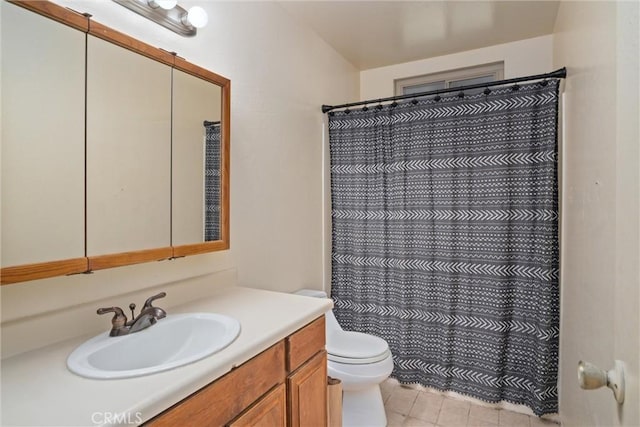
[171,56,230,258]
[1,0,230,284]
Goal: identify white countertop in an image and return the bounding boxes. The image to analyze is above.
[1,286,332,427]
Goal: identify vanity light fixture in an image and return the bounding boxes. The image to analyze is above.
[112,0,208,37]
[149,0,177,10]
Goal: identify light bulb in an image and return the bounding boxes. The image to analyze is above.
[148,0,177,9]
[187,6,208,28]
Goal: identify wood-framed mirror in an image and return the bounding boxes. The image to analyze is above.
[171,58,230,258]
[0,0,230,285]
[1,0,89,283]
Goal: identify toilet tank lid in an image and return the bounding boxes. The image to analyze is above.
[293,289,328,298]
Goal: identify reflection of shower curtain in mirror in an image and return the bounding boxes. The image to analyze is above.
[204,121,221,241]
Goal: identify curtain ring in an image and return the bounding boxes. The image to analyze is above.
[376,104,383,110]
[541,79,549,87]
[512,84,520,91]
[411,98,418,105]
[362,105,369,111]
[328,111,335,117]
[457,91,465,99]
[390,101,398,108]
[434,95,441,102]
[483,87,491,95]
[344,108,351,114]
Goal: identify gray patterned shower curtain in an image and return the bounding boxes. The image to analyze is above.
[204,121,221,241]
[329,80,560,415]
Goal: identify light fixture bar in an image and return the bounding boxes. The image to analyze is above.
[112,0,197,37]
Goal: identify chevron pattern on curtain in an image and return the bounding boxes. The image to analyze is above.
[328,80,560,415]
[204,121,221,241]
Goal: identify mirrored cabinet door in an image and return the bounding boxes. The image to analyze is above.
[1,1,230,284]
[1,1,85,268]
[86,35,172,257]
[171,69,222,246]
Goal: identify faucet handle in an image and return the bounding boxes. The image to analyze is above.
[97,306,127,329]
[143,292,166,309]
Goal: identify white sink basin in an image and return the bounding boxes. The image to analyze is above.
[67,313,241,379]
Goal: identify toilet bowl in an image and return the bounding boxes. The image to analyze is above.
[294,289,393,427]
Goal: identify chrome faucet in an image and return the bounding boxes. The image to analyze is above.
[97,292,167,337]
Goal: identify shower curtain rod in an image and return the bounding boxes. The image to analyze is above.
[321,67,566,114]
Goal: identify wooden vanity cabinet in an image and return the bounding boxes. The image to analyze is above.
[145,316,327,427]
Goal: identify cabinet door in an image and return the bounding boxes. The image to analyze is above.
[229,383,286,427]
[287,351,328,427]
[86,35,171,257]
[171,69,222,246]
[1,1,85,268]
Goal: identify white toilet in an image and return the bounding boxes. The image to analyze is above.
[294,289,394,427]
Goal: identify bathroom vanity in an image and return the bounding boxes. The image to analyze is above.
[0,286,332,426]
[147,316,327,426]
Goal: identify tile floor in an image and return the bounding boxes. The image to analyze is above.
[381,379,559,427]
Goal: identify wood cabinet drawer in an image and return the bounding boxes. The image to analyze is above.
[146,341,286,427]
[286,316,325,372]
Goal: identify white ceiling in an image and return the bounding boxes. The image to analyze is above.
[278,1,560,70]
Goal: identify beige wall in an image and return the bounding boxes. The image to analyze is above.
[360,35,553,100]
[554,1,639,425]
[0,1,358,355]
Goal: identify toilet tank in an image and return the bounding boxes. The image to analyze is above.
[293,289,342,334]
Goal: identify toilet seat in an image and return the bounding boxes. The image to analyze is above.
[328,349,392,364]
[327,330,391,365]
